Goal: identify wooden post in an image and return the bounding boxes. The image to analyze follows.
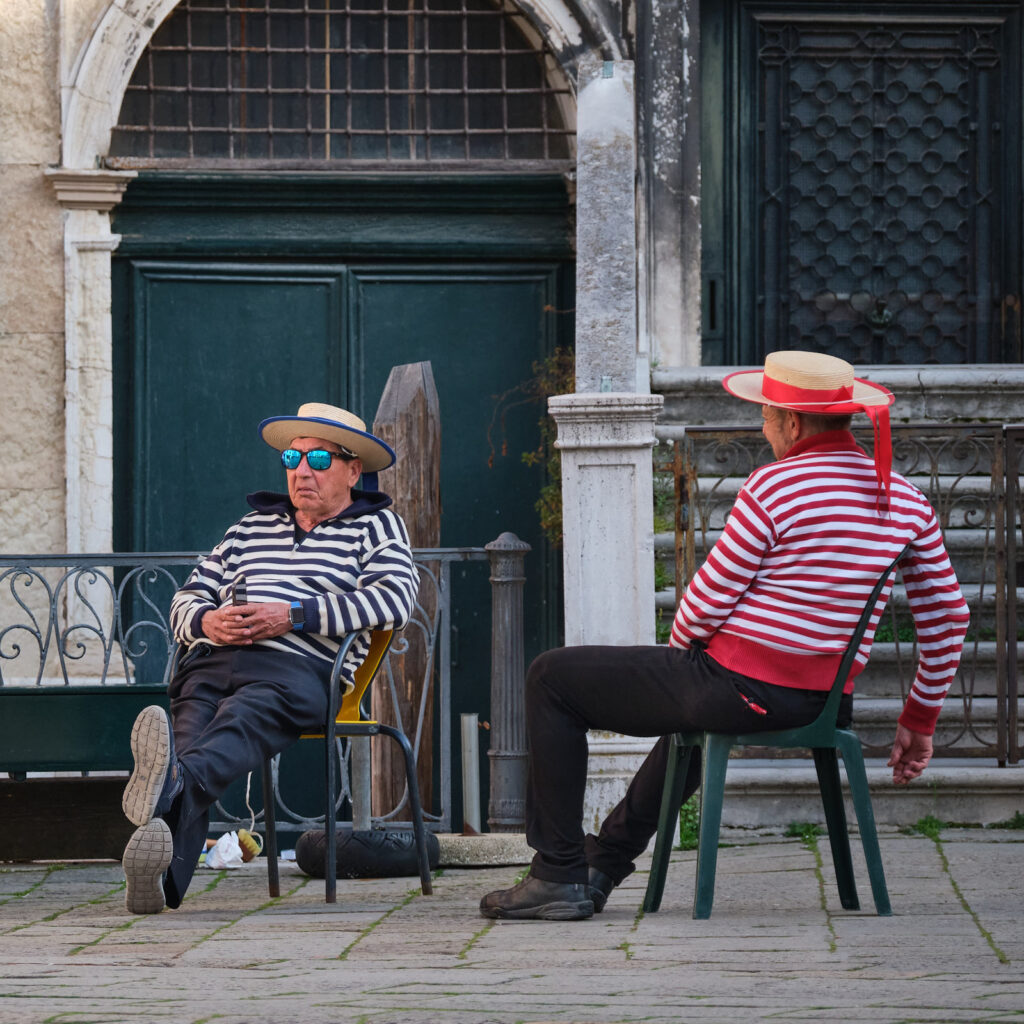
[371,362,441,816]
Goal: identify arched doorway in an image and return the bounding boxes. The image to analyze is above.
[98,0,583,824]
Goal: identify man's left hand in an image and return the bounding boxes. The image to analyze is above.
[887,724,933,785]
[218,602,292,644]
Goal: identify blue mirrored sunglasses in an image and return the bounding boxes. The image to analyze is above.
[281,447,356,471]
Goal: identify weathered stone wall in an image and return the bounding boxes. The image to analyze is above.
[0,0,65,552]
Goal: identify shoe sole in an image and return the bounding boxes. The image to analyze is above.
[481,900,594,921]
[123,819,172,915]
[122,705,171,826]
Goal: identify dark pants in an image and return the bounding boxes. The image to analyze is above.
[525,644,851,885]
[161,645,329,908]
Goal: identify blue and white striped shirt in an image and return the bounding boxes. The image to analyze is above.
[170,490,418,691]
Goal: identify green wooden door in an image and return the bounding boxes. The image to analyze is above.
[114,258,564,624]
[111,173,574,826]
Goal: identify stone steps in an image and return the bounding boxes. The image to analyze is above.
[583,738,1024,830]
[708,760,1024,828]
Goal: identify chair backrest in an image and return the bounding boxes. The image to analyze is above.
[336,628,394,724]
[812,545,909,732]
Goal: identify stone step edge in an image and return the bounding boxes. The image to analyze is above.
[585,761,1024,828]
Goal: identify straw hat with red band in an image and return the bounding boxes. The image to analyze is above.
[258,402,395,492]
[722,351,895,510]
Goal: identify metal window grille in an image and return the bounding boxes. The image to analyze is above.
[108,0,576,166]
[758,17,1011,363]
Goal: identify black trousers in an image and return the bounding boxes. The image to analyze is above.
[525,644,851,885]
[161,645,329,908]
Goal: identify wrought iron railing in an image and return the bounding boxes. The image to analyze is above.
[654,424,1021,765]
[0,546,506,833]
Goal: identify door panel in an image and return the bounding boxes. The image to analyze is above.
[351,267,560,549]
[125,262,346,552]
[350,267,564,724]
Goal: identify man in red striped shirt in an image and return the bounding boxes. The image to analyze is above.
[481,350,970,921]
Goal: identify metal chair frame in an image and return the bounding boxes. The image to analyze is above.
[643,549,908,919]
[262,629,434,903]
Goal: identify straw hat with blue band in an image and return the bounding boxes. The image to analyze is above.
[722,351,895,512]
[258,402,395,492]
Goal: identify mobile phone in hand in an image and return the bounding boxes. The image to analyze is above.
[231,576,247,605]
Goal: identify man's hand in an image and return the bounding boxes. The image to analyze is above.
[201,602,292,645]
[887,724,933,785]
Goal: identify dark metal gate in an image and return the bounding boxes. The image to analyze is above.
[702,3,1023,365]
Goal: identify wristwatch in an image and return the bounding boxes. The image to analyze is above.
[288,601,305,631]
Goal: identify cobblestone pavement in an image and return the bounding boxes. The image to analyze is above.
[1,827,1022,1024]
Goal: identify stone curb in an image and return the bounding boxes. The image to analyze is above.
[436,832,532,866]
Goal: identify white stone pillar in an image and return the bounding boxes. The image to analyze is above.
[555,59,666,827]
[550,393,663,646]
[574,58,641,394]
[46,169,135,554]
[557,57,664,645]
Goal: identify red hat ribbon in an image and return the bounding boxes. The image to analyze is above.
[760,375,854,408]
[864,403,892,514]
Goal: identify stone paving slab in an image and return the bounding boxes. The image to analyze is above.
[0,827,1021,1024]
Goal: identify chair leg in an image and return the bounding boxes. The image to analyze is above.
[324,727,337,904]
[692,735,730,920]
[262,757,280,898]
[836,732,892,916]
[378,724,433,896]
[642,737,693,913]
[812,747,859,910]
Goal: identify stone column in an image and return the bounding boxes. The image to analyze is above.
[550,394,663,646]
[45,171,135,679]
[46,169,136,554]
[574,58,640,394]
[554,59,665,825]
[557,58,664,645]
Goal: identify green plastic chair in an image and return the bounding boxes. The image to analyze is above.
[643,548,908,919]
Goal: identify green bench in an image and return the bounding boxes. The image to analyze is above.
[0,554,198,858]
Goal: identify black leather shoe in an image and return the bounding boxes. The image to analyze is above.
[588,867,617,913]
[480,873,594,920]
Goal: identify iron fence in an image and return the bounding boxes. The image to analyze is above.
[654,423,1021,765]
[0,546,498,833]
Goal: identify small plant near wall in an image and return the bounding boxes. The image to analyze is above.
[489,347,575,548]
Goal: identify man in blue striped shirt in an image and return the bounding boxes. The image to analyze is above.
[120,403,418,914]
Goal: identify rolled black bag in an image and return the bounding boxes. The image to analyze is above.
[295,827,440,879]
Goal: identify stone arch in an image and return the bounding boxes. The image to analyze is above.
[55,0,620,555]
[64,0,616,169]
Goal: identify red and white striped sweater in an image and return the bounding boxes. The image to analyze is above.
[670,432,970,735]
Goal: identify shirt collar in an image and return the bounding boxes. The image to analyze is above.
[782,430,867,460]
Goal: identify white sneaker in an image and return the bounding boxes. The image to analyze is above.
[123,818,172,915]
[122,705,179,826]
